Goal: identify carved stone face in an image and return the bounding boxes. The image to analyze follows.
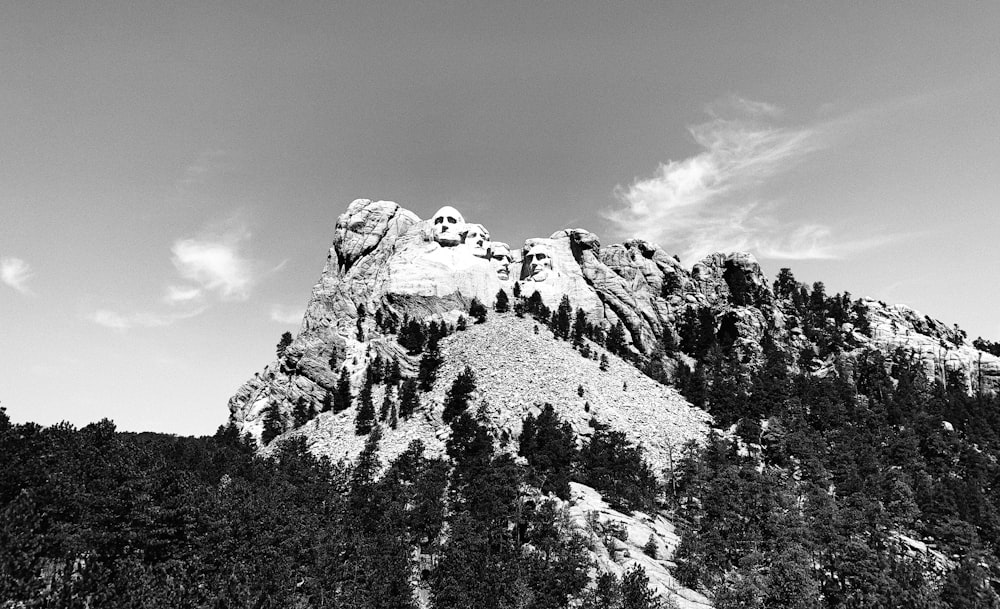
[462,224,490,251]
[431,206,465,246]
[525,244,553,281]
[489,242,513,280]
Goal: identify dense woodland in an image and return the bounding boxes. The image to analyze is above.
[4,267,1000,607]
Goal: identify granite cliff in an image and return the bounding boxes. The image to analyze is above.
[230,198,1000,446]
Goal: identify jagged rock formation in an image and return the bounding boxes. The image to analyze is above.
[231,198,1000,443]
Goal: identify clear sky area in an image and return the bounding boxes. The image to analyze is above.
[3,2,999,435]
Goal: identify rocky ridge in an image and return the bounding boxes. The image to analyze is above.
[230,198,1000,445]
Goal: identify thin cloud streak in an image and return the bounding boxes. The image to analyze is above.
[605,96,899,264]
[1,257,34,295]
[90,307,207,331]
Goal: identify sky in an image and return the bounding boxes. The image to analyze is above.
[2,2,999,435]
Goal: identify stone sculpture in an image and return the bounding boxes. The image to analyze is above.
[524,244,554,282]
[488,242,513,280]
[461,223,491,258]
[431,205,465,246]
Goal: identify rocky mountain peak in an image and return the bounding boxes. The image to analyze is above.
[229,198,1000,451]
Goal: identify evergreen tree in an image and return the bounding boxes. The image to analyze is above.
[387,358,402,386]
[335,366,352,412]
[600,353,610,372]
[573,308,588,347]
[519,404,577,499]
[442,366,477,423]
[399,379,420,419]
[555,295,572,339]
[355,375,376,435]
[513,281,522,298]
[380,387,394,421]
[418,341,443,392]
[494,289,510,313]
[261,404,284,444]
[276,331,293,358]
[607,320,627,355]
[773,267,799,301]
[469,297,487,324]
[398,318,426,354]
[292,397,311,427]
[621,565,661,609]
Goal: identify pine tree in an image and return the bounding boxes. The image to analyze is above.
[398,318,426,354]
[621,565,660,609]
[773,267,798,300]
[494,289,509,313]
[573,308,587,347]
[519,404,577,499]
[380,387,394,421]
[387,358,402,386]
[418,342,443,391]
[469,297,487,324]
[442,366,477,423]
[355,375,376,435]
[555,295,572,339]
[457,315,468,331]
[334,366,352,412]
[262,404,284,444]
[607,320,627,355]
[388,402,398,429]
[292,398,310,427]
[600,353,609,371]
[276,331,293,358]
[513,281,522,298]
[399,378,420,419]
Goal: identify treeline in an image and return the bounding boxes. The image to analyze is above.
[0,402,671,608]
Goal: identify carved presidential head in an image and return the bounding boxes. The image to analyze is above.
[431,206,465,246]
[462,223,490,249]
[488,242,513,280]
[525,244,553,281]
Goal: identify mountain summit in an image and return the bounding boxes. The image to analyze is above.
[229,198,1000,453]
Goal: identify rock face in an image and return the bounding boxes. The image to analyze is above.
[230,198,1000,444]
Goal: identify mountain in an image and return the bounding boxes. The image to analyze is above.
[229,198,1000,446]
[223,198,1000,606]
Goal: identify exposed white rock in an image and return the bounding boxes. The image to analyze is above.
[857,298,1000,394]
[459,223,490,258]
[568,482,713,609]
[430,205,465,246]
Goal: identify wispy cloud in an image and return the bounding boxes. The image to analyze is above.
[170,226,253,302]
[90,220,263,331]
[1,257,34,295]
[90,307,206,331]
[605,96,896,263]
[269,304,304,324]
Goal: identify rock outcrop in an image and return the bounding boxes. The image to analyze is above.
[230,198,1000,445]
